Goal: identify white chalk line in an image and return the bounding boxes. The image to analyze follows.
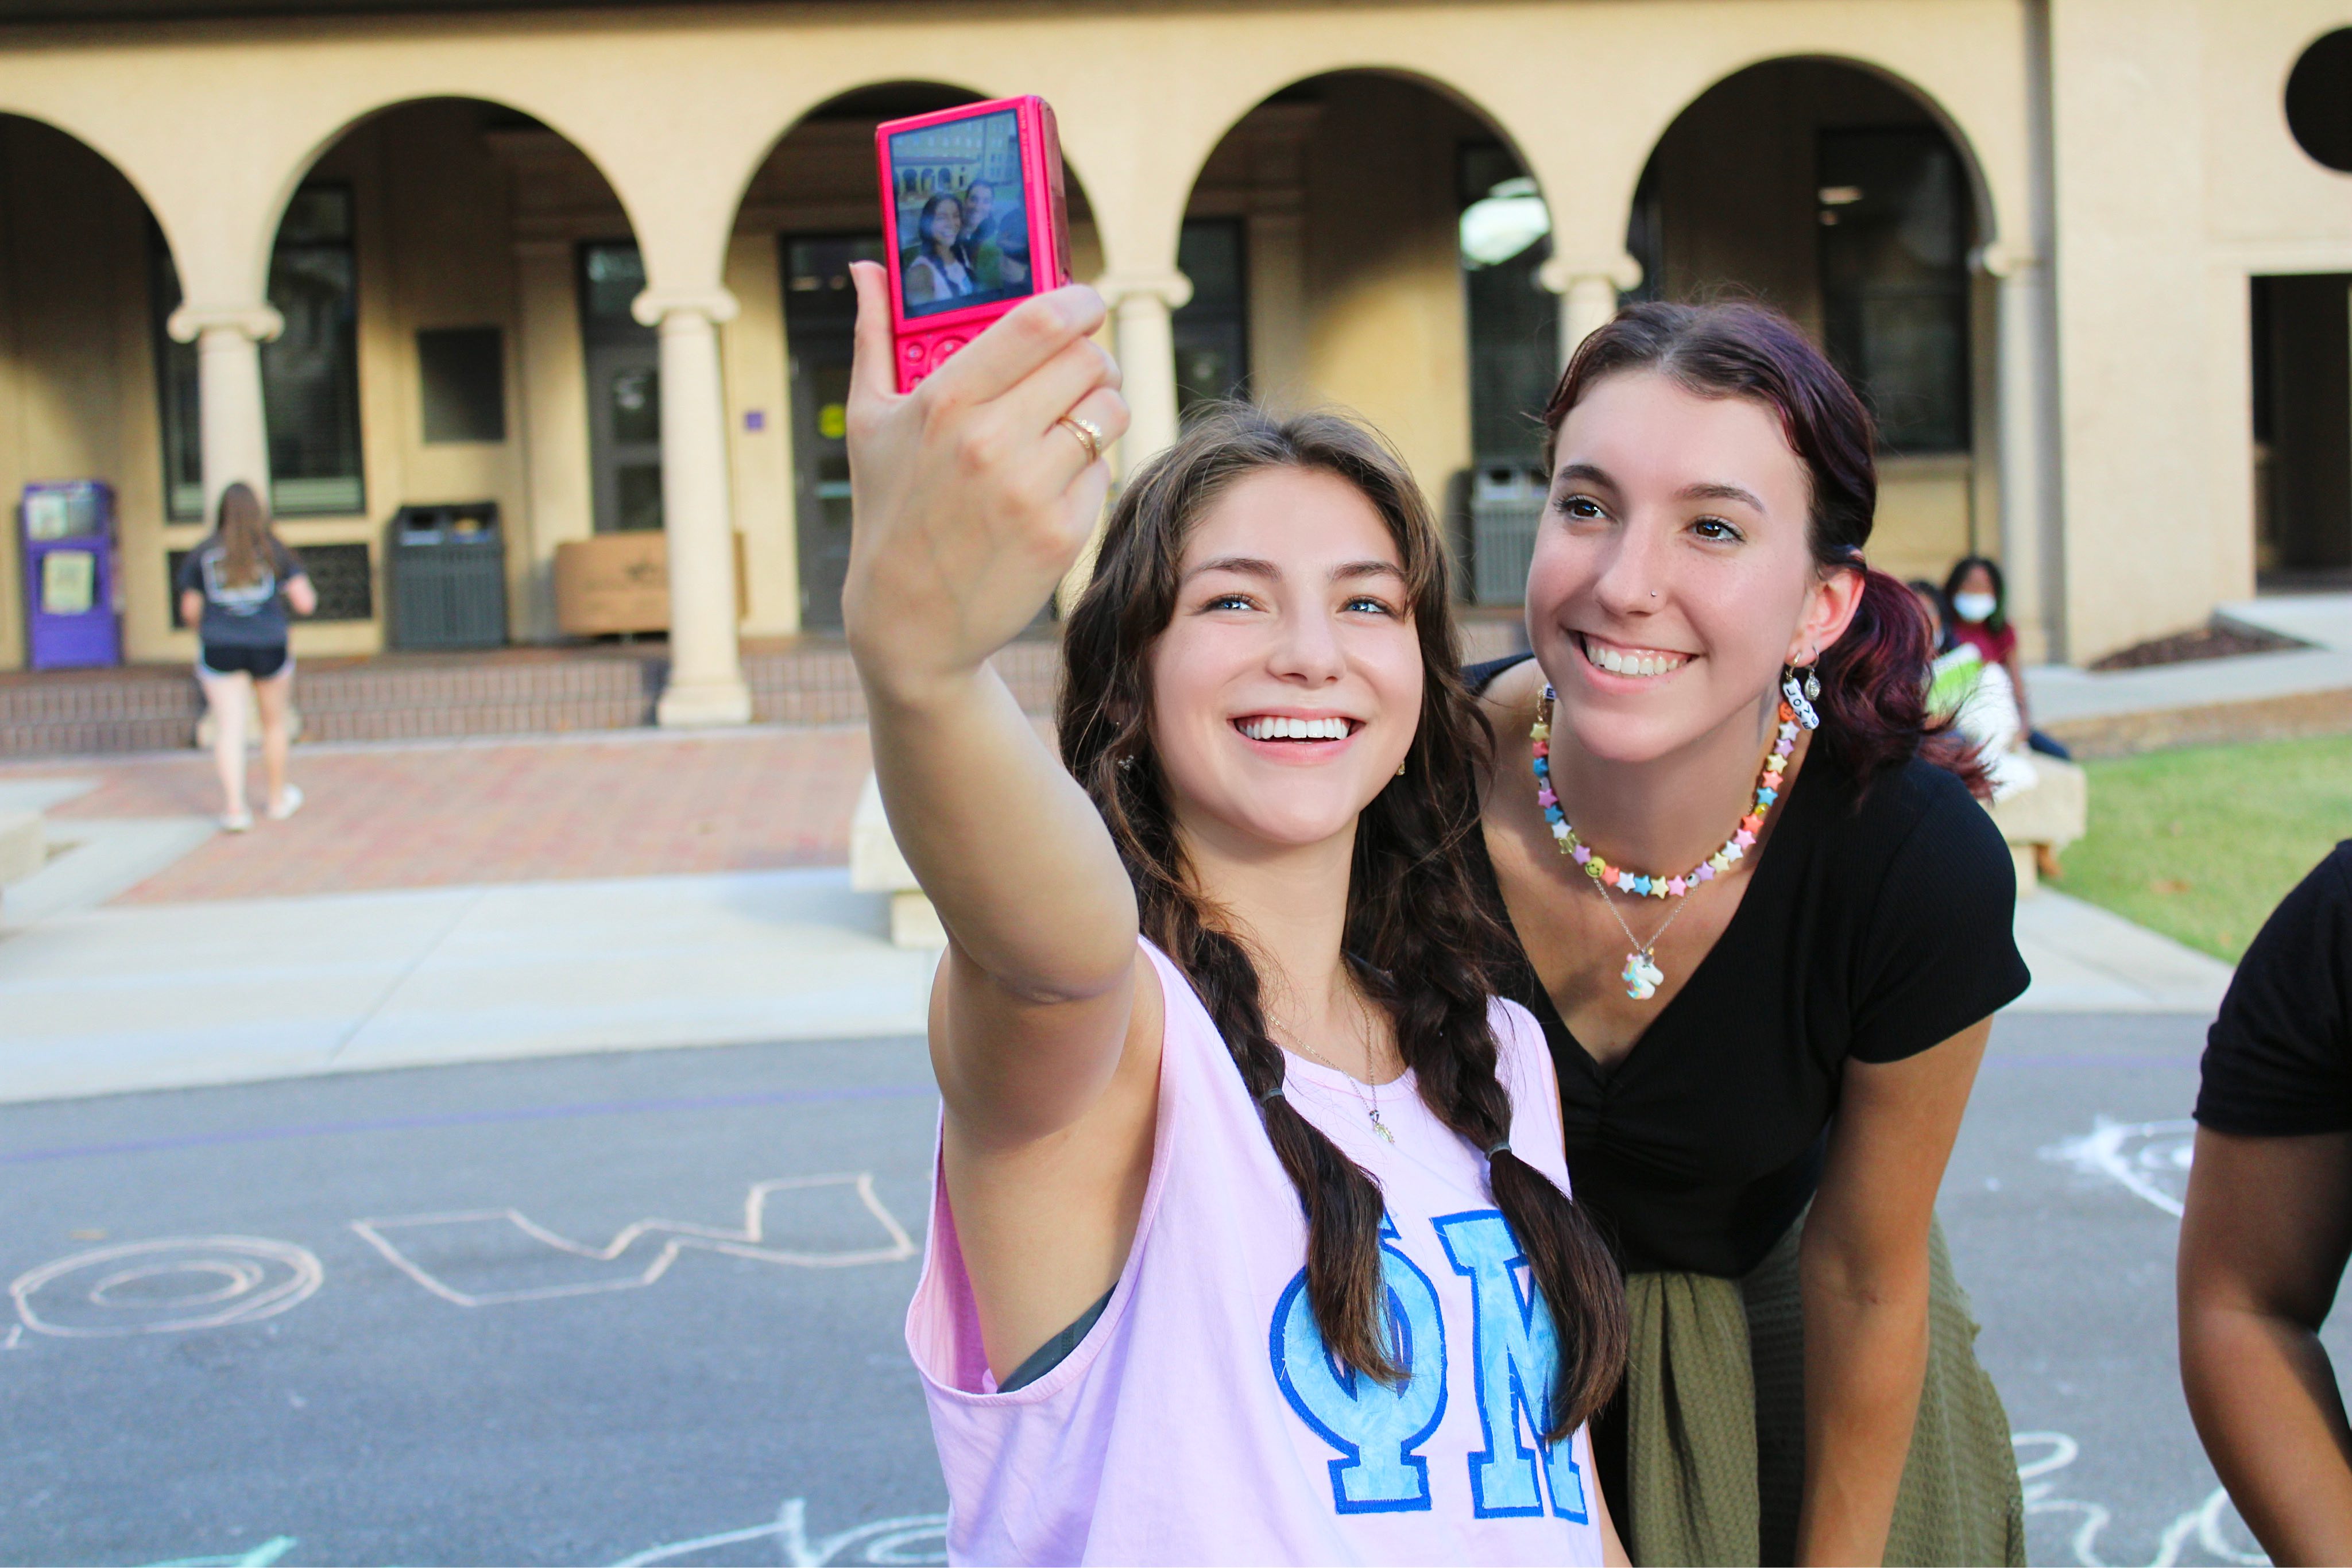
[351,1173,918,1307]
[2016,1431,2267,1567]
[10,1237,323,1338]
[139,1536,297,1567]
[612,1497,946,1566]
[2043,1117,2196,1218]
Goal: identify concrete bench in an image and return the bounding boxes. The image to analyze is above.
[850,773,947,949]
[1984,756,2088,895]
[0,811,42,887]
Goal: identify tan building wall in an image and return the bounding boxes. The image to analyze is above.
[0,0,2342,677]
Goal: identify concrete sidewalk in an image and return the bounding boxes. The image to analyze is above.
[0,867,2230,1106]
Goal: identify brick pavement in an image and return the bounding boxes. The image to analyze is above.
[0,726,874,904]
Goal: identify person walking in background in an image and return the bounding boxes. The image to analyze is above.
[844,270,1629,1563]
[2179,841,2352,1565]
[1943,554,2069,760]
[1472,301,2028,1565]
[175,481,313,831]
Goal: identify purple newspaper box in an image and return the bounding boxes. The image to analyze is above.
[20,481,119,671]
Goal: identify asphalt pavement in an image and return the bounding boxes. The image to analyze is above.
[0,1012,2314,1568]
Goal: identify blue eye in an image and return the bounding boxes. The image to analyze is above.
[1344,595,1394,615]
[1204,593,1254,611]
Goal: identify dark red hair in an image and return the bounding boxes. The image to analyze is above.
[1541,300,1987,797]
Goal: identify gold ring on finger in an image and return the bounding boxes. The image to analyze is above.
[1056,415,1104,464]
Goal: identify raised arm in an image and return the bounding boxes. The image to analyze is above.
[2179,1128,2352,1564]
[1797,1017,1991,1565]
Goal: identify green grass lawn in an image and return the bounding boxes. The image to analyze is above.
[2059,733,2352,962]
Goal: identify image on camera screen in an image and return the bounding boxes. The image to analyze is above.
[889,109,1037,319]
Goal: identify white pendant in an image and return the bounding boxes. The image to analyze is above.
[1621,952,1665,1001]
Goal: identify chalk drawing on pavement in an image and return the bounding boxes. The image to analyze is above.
[2044,1118,2196,1218]
[2017,1431,2266,1567]
[351,1174,918,1308]
[10,1237,323,1338]
[612,1497,946,1567]
[138,1538,298,1567]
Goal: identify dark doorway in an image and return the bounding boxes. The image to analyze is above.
[579,241,662,533]
[1174,218,1250,417]
[782,234,881,632]
[2252,274,2352,583]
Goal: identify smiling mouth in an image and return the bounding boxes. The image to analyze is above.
[1234,715,1360,742]
[1579,634,1690,679]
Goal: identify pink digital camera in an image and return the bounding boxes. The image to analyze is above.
[875,95,1074,393]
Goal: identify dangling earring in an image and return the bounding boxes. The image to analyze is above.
[1781,659,1822,731]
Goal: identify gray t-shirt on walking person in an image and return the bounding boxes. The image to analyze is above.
[176,537,304,648]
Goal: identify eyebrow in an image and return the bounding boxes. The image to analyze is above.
[1183,556,1406,584]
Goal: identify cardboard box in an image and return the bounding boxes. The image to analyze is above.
[553,532,748,637]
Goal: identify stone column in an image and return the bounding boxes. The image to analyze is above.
[1980,242,2061,663]
[1539,253,1646,365]
[1097,271,1194,474]
[633,288,752,728]
[167,303,282,522]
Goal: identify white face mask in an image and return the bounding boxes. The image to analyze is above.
[1952,592,1998,625]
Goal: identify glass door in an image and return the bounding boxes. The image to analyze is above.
[579,242,663,532]
[782,235,883,629]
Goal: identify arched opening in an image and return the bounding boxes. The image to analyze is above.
[1179,71,1557,611]
[0,115,175,671]
[2256,32,2352,587]
[185,98,648,649]
[1630,59,1993,583]
[725,83,1100,633]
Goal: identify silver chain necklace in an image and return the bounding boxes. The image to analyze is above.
[1280,994,1397,1144]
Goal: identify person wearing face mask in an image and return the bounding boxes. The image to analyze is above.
[844,271,1629,1564]
[1943,555,2069,761]
[1468,302,2028,1566]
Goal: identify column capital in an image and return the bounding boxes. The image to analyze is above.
[1538,252,1645,296]
[1094,271,1194,312]
[167,303,283,345]
[1972,241,2043,279]
[631,288,740,328]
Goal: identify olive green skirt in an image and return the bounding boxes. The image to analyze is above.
[1620,1212,2025,1567]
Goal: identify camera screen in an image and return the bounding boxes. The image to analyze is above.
[888,109,1038,319]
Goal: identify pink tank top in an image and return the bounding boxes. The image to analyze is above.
[906,940,1607,1565]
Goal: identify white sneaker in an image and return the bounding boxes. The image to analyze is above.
[268,785,305,822]
[221,810,253,833]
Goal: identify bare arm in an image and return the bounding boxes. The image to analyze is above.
[284,572,317,617]
[842,266,1144,1378]
[179,589,203,631]
[2179,1127,2352,1564]
[1797,1017,1992,1565]
[2001,648,2031,731]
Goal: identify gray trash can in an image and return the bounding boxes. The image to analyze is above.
[1470,462,1546,605]
[387,502,506,650]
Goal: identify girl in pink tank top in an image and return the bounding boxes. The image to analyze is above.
[841,273,1628,1566]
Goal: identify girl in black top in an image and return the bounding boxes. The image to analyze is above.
[175,481,314,831]
[1472,303,2028,1565]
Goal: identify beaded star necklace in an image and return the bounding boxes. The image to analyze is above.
[1531,685,1798,1000]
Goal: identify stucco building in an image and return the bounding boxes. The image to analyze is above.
[0,0,2346,722]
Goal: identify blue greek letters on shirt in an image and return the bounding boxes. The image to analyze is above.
[1269,1209,1588,1523]
[1267,1219,1449,1512]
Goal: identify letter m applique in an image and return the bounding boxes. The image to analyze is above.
[1433,1209,1590,1521]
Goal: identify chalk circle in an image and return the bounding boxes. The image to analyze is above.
[11,1236,322,1337]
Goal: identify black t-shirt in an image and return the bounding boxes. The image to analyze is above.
[1467,655,2031,1277]
[2195,842,2352,1137]
[176,536,303,649]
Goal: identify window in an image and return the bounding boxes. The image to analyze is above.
[417,327,506,443]
[1459,144,1560,464]
[1173,219,1249,419]
[264,185,365,513]
[579,242,663,533]
[151,185,365,520]
[1817,129,1971,455]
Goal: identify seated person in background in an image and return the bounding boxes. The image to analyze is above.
[1944,554,2070,759]
[902,194,974,309]
[2180,842,2352,1566]
[1910,579,2082,883]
